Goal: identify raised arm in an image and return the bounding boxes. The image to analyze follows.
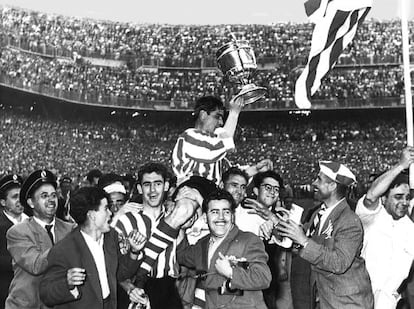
[364,146,414,210]
[220,96,244,139]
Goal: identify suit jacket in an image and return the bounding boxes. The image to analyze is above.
[299,199,374,309]
[39,227,141,309]
[178,225,271,309]
[0,211,14,309]
[5,217,74,309]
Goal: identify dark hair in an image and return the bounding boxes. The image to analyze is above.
[384,171,409,197]
[193,96,225,121]
[137,162,169,184]
[70,187,108,225]
[98,173,123,189]
[335,183,349,199]
[222,167,249,184]
[202,189,236,214]
[86,169,102,183]
[253,171,284,189]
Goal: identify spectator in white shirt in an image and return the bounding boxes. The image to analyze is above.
[356,146,414,309]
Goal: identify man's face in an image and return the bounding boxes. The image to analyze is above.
[1,187,23,217]
[312,172,334,201]
[29,184,58,222]
[201,108,224,133]
[109,192,126,213]
[224,174,247,206]
[138,172,168,208]
[206,199,234,238]
[383,184,410,220]
[256,177,280,207]
[92,198,112,233]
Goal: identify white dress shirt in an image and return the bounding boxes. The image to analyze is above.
[356,195,414,308]
[3,211,28,225]
[80,231,110,298]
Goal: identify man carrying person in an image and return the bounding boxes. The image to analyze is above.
[242,170,292,309]
[276,161,374,308]
[114,162,182,309]
[0,174,26,309]
[6,169,74,309]
[355,146,414,308]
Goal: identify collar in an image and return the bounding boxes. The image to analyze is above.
[80,229,104,247]
[321,198,345,217]
[33,216,56,229]
[3,211,28,225]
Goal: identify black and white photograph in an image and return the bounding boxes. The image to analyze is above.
[0,0,413,308]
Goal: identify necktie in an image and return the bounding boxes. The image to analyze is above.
[307,205,326,237]
[45,224,54,245]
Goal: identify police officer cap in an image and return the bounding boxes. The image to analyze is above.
[20,170,57,207]
[0,174,23,198]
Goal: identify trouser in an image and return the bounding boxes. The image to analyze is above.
[145,276,183,309]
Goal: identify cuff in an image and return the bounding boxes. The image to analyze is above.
[158,218,180,239]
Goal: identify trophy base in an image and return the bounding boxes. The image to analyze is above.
[234,84,267,105]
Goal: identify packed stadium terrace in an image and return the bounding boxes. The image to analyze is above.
[0,107,406,194]
[0,48,405,109]
[1,6,411,65]
[0,6,413,110]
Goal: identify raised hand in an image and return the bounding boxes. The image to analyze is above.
[128,230,147,253]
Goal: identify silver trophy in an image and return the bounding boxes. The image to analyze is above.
[216,40,266,105]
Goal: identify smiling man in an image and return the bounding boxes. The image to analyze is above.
[114,162,183,309]
[176,189,271,309]
[5,169,74,309]
[277,161,373,309]
[172,95,243,186]
[356,146,414,309]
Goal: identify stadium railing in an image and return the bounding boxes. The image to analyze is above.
[0,74,408,111]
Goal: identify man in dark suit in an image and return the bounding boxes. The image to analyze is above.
[39,187,146,309]
[6,170,75,309]
[0,174,26,309]
[277,161,374,309]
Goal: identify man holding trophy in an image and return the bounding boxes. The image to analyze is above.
[129,40,272,308]
[172,39,268,187]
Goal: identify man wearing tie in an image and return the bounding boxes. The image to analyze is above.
[6,169,74,309]
[277,161,373,309]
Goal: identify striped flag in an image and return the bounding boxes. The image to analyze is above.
[294,0,372,109]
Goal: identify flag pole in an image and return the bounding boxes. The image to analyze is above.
[401,0,414,186]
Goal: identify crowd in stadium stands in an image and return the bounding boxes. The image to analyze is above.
[0,48,405,108]
[1,6,411,66]
[0,6,412,110]
[0,108,406,195]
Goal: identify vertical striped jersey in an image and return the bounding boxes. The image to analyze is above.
[114,210,177,279]
[172,127,234,186]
